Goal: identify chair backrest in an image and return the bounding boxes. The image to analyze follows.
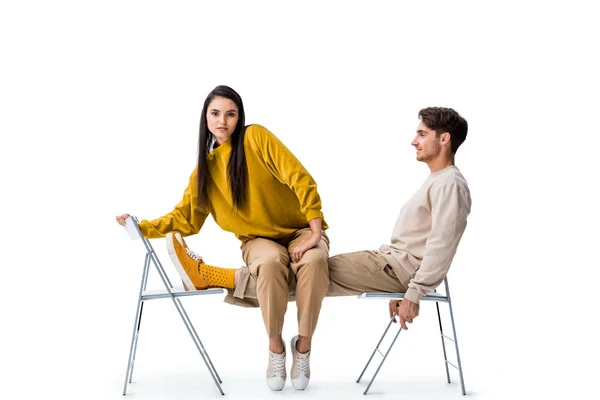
[125,215,158,255]
[124,215,142,240]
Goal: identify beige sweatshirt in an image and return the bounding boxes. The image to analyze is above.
[379,165,471,304]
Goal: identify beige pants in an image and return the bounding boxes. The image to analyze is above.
[226,249,408,309]
[236,228,330,338]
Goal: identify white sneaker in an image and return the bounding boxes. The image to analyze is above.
[290,335,311,390]
[266,340,286,391]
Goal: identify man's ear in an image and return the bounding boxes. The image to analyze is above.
[441,132,451,146]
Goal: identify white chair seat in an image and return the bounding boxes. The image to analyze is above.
[141,287,225,300]
[359,291,448,302]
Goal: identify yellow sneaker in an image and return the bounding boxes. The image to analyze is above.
[166,232,210,290]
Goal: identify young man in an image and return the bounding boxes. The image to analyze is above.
[163,106,471,390]
[324,106,471,329]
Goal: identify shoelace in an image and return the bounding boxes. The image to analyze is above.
[269,353,285,377]
[296,352,310,375]
[185,248,203,262]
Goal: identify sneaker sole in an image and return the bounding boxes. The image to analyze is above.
[166,232,197,291]
[266,378,286,391]
[291,376,310,390]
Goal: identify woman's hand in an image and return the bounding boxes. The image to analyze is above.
[289,218,322,262]
[289,232,322,263]
[115,213,131,227]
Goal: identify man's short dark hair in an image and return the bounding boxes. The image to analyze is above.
[418,107,468,154]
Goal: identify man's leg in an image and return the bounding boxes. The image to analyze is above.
[327,250,407,296]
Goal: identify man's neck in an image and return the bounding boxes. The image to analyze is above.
[427,156,455,173]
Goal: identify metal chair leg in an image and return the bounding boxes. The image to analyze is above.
[150,251,225,395]
[445,281,466,395]
[175,297,222,383]
[357,316,404,395]
[128,302,144,384]
[357,317,395,383]
[363,324,402,395]
[123,254,151,395]
[436,301,451,383]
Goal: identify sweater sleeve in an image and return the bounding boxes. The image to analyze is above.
[138,167,209,238]
[251,125,324,222]
[404,183,471,304]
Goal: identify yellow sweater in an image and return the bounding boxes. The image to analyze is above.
[139,124,327,242]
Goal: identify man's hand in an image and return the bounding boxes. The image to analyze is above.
[388,299,420,330]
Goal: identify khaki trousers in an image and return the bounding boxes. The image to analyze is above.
[225,249,407,309]
[238,228,330,338]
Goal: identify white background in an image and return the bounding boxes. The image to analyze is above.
[1,1,599,399]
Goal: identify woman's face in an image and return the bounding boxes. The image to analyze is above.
[207,96,239,145]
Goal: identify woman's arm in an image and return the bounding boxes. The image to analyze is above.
[137,167,209,238]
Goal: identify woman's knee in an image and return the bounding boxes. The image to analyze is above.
[306,248,329,264]
[295,248,329,274]
[253,252,288,278]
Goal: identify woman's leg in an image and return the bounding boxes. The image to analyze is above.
[241,237,290,346]
[241,237,292,390]
[284,229,329,390]
[287,229,330,351]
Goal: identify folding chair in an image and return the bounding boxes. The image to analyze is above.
[121,216,226,396]
[357,277,466,395]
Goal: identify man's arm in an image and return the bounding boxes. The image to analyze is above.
[403,183,471,304]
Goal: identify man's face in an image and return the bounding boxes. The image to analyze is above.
[411,121,443,163]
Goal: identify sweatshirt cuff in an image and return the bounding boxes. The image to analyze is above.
[404,287,423,304]
[305,209,323,223]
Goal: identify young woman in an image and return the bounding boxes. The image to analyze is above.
[116,85,328,391]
